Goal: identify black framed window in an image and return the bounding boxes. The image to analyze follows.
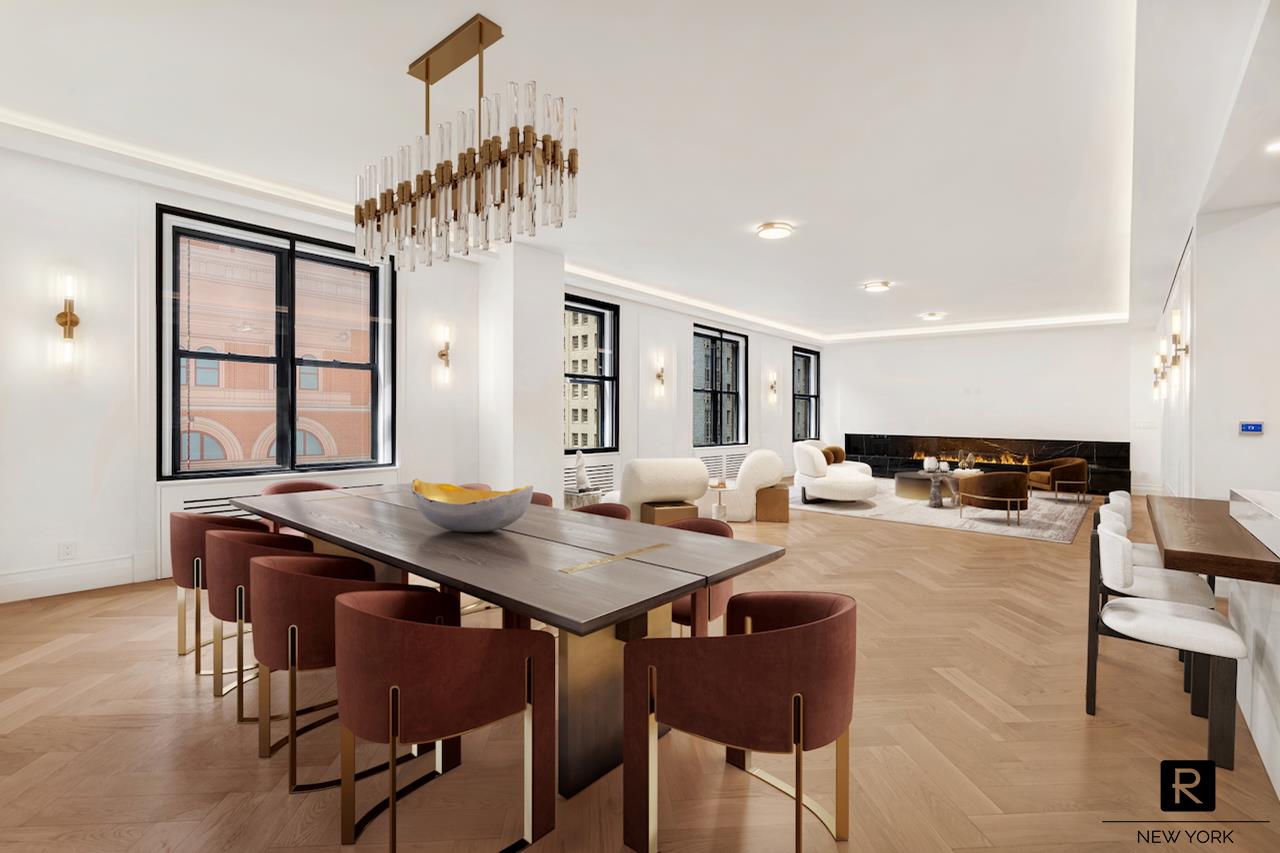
[693,325,748,447]
[792,347,820,441]
[157,206,395,479]
[563,295,619,453]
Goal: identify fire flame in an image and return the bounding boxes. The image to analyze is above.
[911,450,1030,466]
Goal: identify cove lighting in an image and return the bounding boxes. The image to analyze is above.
[1267,139,1280,154]
[755,222,794,240]
[919,312,946,321]
[861,280,893,293]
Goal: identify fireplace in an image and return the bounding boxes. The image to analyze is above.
[843,433,1130,494]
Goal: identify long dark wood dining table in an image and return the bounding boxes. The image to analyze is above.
[231,484,786,797]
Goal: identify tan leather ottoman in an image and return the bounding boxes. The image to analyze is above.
[755,484,790,522]
[640,501,698,525]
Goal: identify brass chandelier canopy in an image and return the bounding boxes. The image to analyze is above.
[354,14,580,270]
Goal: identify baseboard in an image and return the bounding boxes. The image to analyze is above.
[1131,483,1163,496]
[0,555,135,604]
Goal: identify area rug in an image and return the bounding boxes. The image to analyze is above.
[788,479,1091,543]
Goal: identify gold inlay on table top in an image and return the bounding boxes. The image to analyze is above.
[560,544,669,575]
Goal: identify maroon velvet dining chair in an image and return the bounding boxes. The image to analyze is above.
[624,591,856,852]
[169,512,268,674]
[663,517,734,637]
[531,491,554,507]
[261,480,339,534]
[203,530,313,717]
[459,482,492,491]
[335,589,555,849]
[249,555,456,794]
[572,502,631,520]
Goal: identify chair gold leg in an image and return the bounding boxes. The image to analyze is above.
[193,565,203,675]
[646,677,659,853]
[177,586,188,656]
[835,729,849,841]
[288,625,298,791]
[341,725,356,845]
[212,620,225,696]
[258,664,272,758]
[523,697,534,843]
[388,685,400,853]
[794,695,804,853]
[235,587,247,722]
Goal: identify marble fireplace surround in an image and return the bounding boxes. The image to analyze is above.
[843,433,1131,495]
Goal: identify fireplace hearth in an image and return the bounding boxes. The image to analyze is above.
[843,433,1130,494]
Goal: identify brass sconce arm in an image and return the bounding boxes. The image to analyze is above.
[56,298,80,339]
[437,340,451,367]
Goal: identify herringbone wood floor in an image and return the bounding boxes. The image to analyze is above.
[2,500,1279,852]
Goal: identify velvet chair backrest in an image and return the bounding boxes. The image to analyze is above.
[204,530,312,622]
[664,517,733,538]
[625,591,856,753]
[249,555,411,672]
[531,491,554,507]
[169,512,268,589]
[958,471,1028,498]
[459,482,492,491]
[261,480,339,495]
[335,589,551,746]
[573,502,631,520]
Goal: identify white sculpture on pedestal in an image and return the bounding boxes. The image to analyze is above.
[574,450,590,492]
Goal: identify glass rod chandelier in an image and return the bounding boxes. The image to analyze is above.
[354,14,580,271]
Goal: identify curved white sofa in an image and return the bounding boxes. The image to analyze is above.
[695,449,784,522]
[793,442,876,503]
[618,458,710,521]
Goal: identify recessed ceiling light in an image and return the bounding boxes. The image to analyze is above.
[1267,139,1280,154]
[919,312,946,321]
[862,280,893,293]
[755,222,794,240]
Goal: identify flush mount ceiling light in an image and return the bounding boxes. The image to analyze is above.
[861,280,893,293]
[755,222,794,240]
[354,13,580,271]
[919,312,946,321]
[1267,139,1280,154]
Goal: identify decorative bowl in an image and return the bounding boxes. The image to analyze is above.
[411,481,533,533]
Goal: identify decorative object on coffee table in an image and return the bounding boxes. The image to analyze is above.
[923,456,940,472]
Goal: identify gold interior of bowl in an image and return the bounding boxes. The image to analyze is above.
[412,481,530,505]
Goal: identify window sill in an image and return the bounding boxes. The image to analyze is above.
[158,463,398,485]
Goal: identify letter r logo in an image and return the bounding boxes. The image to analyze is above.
[1160,760,1215,812]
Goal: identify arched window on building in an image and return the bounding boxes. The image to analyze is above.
[299,356,320,391]
[179,431,226,462]
[268,429,325,459]
[194,346,220,386]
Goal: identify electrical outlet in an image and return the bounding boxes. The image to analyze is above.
[57,541,77,561]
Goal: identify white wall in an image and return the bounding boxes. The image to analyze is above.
[568,284,814,481]
[822,324,1133,442]
[1166,203,1280,796]
[0,145,481,601]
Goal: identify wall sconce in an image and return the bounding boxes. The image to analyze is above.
[434,324,451,386]
[54,274,79,365]
[768,370,778,404]
[655,356,666,397]
[1170,309,1189,360]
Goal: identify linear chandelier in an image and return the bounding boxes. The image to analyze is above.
[354,14,579,270]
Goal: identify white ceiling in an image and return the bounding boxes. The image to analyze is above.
[1202,1,1280,213]
[0,1,1150,337]
[1126,0,1267,326]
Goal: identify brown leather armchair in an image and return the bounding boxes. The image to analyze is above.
[957,471,1030,525]
[1028,457,1089,501]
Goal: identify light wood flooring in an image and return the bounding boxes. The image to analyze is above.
[2,500,1279,851]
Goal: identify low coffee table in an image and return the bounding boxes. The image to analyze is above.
[894,469,983,508]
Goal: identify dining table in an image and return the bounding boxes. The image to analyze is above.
[231,484,786,797]
[1144,495,1280,717]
